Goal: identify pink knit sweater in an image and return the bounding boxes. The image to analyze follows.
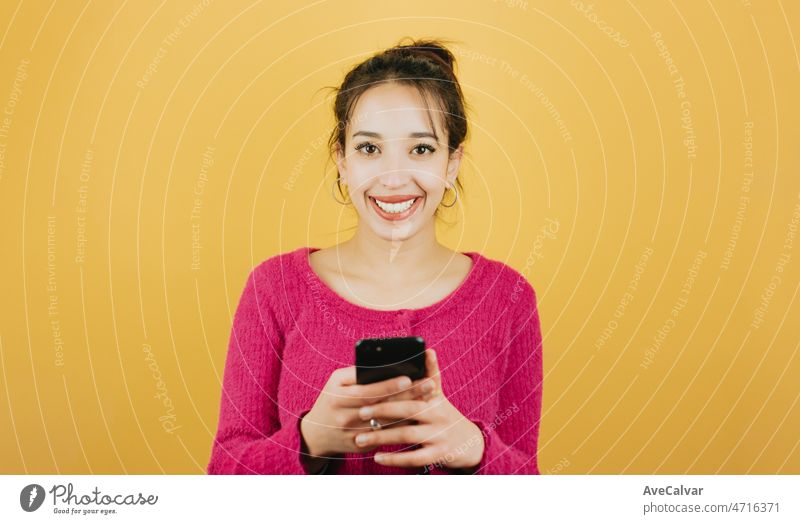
[207,246,543,474]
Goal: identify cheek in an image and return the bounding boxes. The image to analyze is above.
[416,175,447,197]
[346,167,376,195]
[421,162,450,187]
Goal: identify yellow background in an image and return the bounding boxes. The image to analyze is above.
[1,0,798,474]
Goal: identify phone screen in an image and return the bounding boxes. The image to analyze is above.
[355,336,426,385]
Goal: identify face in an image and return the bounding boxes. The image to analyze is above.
[334,82,463,242]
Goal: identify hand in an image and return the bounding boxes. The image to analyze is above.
[351,349,485,470]
[299,366,431,460]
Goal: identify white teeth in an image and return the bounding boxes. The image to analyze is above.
[373,197,417,214]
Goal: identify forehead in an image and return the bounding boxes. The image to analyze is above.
[349,83,442,137]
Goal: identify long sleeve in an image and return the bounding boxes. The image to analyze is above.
[470,279,543,474]
[207,264,306,474]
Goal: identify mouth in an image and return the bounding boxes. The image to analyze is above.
[367,195,424,221]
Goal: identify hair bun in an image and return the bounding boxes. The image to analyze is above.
[394,39,456,73]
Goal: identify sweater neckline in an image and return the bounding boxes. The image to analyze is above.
[300,246,485,321]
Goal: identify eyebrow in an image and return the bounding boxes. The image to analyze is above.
[352,130,439,141]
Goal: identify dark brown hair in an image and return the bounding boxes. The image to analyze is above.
[322,37,471,221]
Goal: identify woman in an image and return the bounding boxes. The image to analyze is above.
[207,38,543,474]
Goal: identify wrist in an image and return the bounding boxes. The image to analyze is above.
[299,415,334,474]
[300,413,329,458]
[301,453,331,474]
[451,421,485,469]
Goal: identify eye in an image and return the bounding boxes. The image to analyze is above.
[355,142,379,155]
[412,143,436,155]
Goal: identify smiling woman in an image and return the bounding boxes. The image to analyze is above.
[207,38,544,475]
[325,37,469,228]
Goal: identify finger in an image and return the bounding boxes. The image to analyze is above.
[353,423,430,448]
[337,375,412,407]
[425,349,442,397]
[381,376,436,403]
[357,400,430,423]
[374,447,439,468]
[332,366,357,386]
[351,417,417,432]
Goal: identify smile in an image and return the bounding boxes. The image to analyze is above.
[368,196,423,221]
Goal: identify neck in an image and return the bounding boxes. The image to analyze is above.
[340,220,446,277]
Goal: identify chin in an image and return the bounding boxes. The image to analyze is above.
[371,221,417,242]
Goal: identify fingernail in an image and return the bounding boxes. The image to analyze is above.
[374,453,385,463]
[423,381,434,392]
[431,350,437,360]
[356,434,369,446]
[398,376,411,388]
[359,406,373,419]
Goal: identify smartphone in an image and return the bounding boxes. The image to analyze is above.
[355,336,427,385]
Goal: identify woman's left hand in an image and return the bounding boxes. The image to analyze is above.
[352,348,485,470]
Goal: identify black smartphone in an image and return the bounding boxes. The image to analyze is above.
[355,336,427,385]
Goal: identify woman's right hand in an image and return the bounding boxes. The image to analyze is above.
[300,366,436,459]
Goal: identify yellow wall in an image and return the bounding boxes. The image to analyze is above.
[0,0,798,474]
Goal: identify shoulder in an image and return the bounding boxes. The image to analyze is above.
[472,251,537,310]
[247,246,309,285]
[236,247,309,317]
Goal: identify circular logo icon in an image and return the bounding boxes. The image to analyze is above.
[20,484,45,512]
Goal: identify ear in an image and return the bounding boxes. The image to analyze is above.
[334,143,348,182]
[446,144,463,186]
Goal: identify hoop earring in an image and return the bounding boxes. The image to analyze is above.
[331,179,351,205]
[440,184,459,208]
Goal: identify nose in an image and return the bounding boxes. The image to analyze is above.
[377,150,413,187]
